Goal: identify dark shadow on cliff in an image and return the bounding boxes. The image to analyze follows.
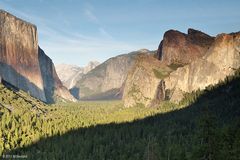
[0,62,46,102]
[38,47,76,103]
[69,87,80,99]
[5,73,240,159]
[38,47,55,103]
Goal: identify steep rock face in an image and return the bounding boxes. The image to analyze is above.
[0,10,46,101]
[0,10,75,103]
[157,28,214,65]
[38,48,76,103]
[123,53,172,107]
[71,50,152,100]
[123,30,240,107]
[56,61,100,89]
[164,32,240,102]
[123,28,214,107]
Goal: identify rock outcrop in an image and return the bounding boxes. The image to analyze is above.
[123,29,240,107]
[38,48,76,103]
[164,32,240,102]
[72,49,154,100]
[0,10,75,103]
[56,61,100,89]
[123,53,169,107]
[157,28,214,65]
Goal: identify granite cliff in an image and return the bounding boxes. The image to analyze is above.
[123,53,169,107]
[71,49,154,100]
[123,29,240,107]
[164,32,240,102]
[157,28,214,64]
[0,10,75,103]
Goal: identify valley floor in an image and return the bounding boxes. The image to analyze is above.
[0,69,240,159]
[0,90,176,159]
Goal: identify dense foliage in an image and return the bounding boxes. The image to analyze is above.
[0,69,240,159]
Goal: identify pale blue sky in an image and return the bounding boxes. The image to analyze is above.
[0,0,240,66]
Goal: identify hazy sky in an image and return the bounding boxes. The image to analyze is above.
[0,0,240,66]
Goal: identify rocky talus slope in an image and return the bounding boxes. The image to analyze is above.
[0,10,75,103]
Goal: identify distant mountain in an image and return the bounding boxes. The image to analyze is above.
[0,10,76,103]
[56,61,100,89]
[71,49,156,100]
[83,61,101,74]
[123,29,240,107]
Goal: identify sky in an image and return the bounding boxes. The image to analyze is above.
[0,0,240,66]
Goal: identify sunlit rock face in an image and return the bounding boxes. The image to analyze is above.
[123,29,240,107]
[0,10,76,103]
[123,53,165,107]
[164,32,240,102]
[0,10,46,101]
[157,28,214,65]
[123,29,214,107]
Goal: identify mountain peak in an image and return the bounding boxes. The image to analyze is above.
[157,28,214,64]
[83,61,100,74]
[123,30,240,107]
[0,9,36,29]
[56,61,100,89]
[187,28,204,34]
[137,49,150,53]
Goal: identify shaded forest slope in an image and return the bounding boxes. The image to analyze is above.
[5,69,240,160]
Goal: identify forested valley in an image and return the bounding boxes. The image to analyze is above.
[0,69,239,160]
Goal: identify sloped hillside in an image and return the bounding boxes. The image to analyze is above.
[0,81,48,114]
[71,49,156,100]
[4,68,240,160]
[0,80,169,156]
